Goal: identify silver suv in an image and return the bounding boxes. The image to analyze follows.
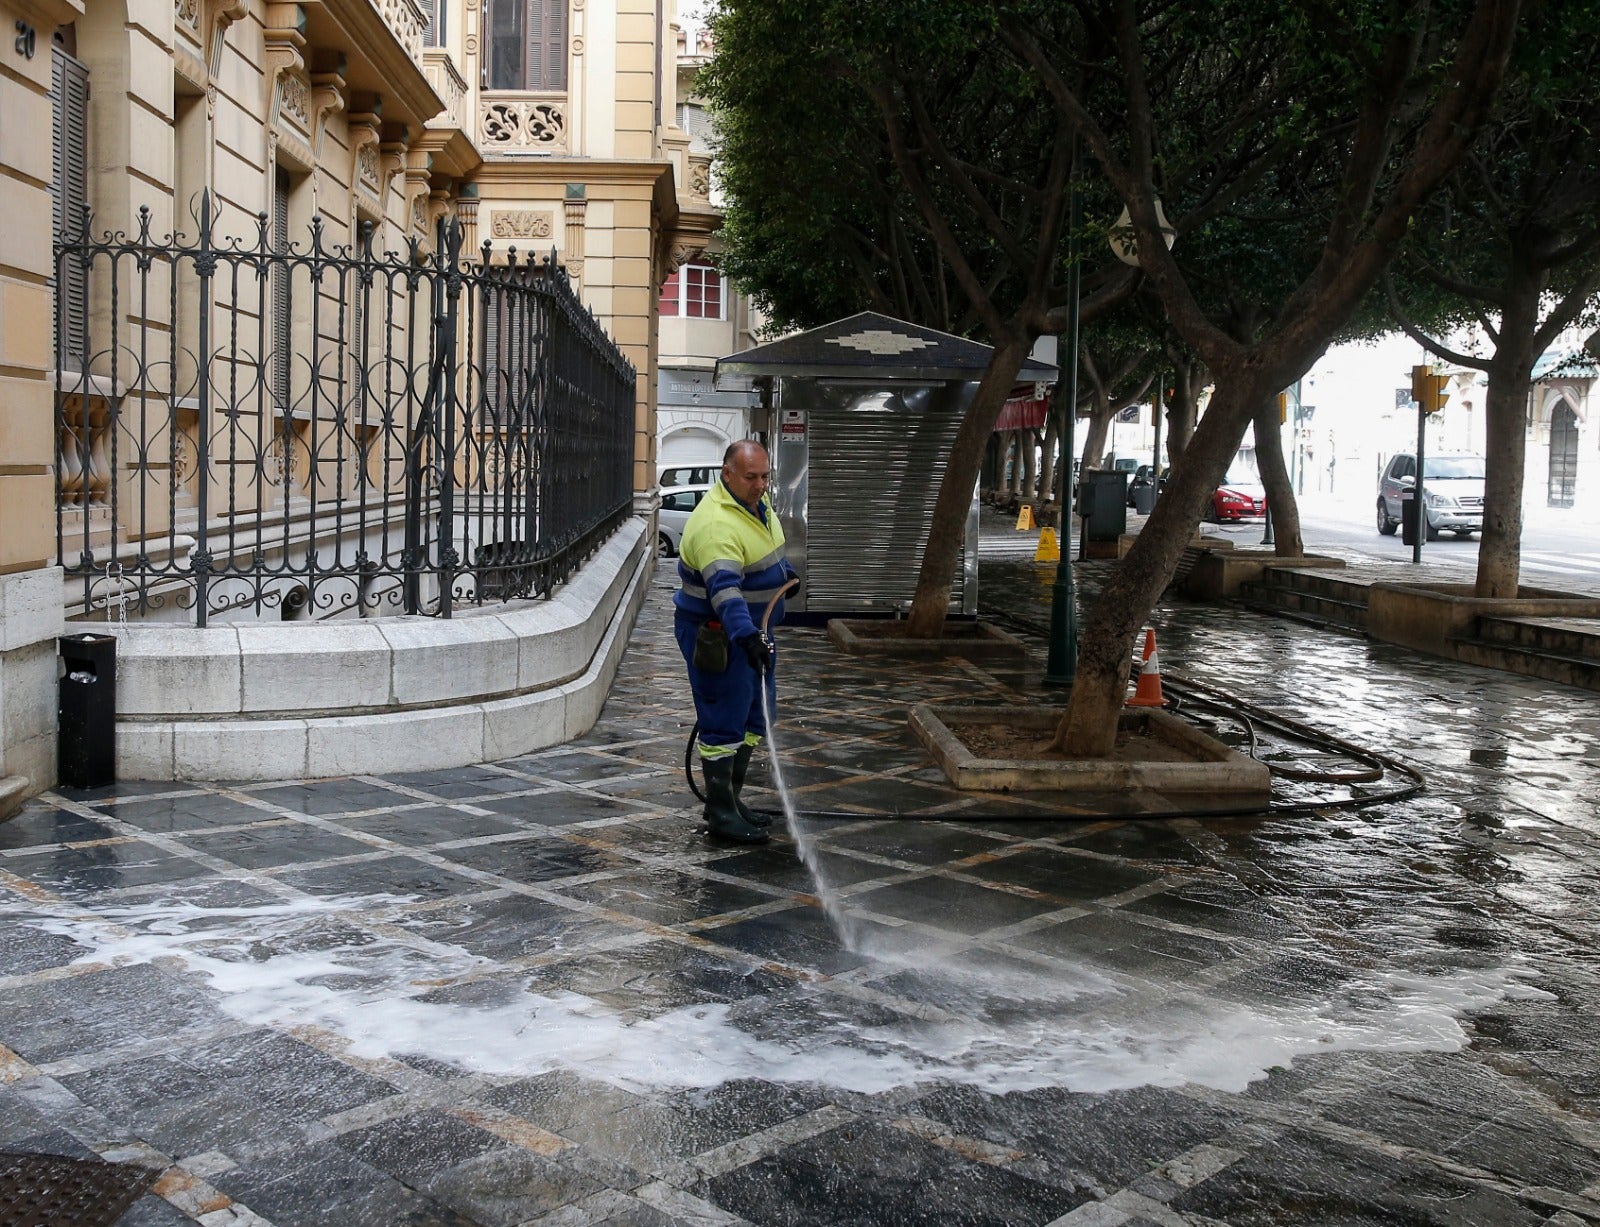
[1376,452,1485,539]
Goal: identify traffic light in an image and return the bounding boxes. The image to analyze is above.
[1410,365,1450,414]
[1275,391,1289,423]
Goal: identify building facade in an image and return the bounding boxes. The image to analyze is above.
[0,0,719,806]
[654,21,760,482]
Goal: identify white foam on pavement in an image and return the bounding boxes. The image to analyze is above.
[12,894,1544,1096]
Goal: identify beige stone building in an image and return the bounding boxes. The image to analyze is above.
[0,0,719,807]
[654,21,762,482]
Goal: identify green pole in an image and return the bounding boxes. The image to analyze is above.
[1044,180,1082,688]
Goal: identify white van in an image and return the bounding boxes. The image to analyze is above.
[1376,452,1485,538]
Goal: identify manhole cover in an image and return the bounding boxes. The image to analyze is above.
[0,1150,159,1227]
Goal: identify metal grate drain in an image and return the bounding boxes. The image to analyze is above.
[0,1150,160,1227]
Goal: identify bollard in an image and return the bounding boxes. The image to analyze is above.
[58,633,116,789]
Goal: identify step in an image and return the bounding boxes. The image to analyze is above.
[1239,582,1368,628]
[1255,567,1371,606]
[1448,635,1600,694]
[1476,615,1600,662]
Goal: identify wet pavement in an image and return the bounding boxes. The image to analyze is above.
[3,515,1600,1226]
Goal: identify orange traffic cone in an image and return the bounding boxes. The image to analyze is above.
[1125,627,1166,707]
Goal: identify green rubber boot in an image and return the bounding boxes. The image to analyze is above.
[701,755,768,844]
[730,744,771,828]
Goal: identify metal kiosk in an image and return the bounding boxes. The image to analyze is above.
[713,312,1056,623]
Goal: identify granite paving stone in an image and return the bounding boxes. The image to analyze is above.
[3,518,1600,1224]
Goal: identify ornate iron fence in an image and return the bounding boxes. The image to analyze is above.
[55,193,635,626]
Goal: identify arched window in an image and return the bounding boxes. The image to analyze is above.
[485,0,567,91]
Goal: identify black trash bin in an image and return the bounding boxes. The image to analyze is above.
[1400,493,1421,546]
[59,632,116,789]
[1078,470,1129,540]
[1074,470,1129,558]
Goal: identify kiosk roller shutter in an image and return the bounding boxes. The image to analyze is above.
[804,407,967,613]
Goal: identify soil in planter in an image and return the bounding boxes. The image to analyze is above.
[956,721,1195,764]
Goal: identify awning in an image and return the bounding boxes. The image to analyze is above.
[995,396,1049,432]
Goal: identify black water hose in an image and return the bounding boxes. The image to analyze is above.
[682,697,1423,821]
[680,591,1422,821]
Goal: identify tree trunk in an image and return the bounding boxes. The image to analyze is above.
[906,333,1036,636]
[1476,278,1540,598]
[980,434,1002,499]
[1080,404,1113,476]
[1053,378,1263,756]
[1252,400,1303,556]
[1039,412,1059,508]
[1165,359,1201,464]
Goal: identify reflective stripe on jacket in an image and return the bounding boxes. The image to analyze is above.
[673,479,793,643]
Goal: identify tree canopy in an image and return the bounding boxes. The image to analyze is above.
[704,0,1528,754]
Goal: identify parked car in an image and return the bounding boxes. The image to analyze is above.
[1376,452,1485,539]
[659,464,716,489]
[1208,467,1267,521]
[657,484,710,556]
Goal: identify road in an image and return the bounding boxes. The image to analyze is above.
[980,490,1600,593]
[1230,490,1600,591]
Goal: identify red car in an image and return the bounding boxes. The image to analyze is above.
[1208,474,1267,521]
[1201,446,1268,521]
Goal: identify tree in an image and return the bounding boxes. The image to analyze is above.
[1003,0,1523,754]
[1384,0,1600,597]
[705,0,1141,642]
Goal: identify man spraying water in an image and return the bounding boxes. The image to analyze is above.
[672,440,800,844]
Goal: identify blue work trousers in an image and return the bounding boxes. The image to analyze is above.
[674,612,777,754]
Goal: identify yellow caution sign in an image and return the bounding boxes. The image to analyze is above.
[1034,528,1060,561]
[1015,504,1034,531]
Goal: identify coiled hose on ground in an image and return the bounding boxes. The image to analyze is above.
[681,602,1423,821]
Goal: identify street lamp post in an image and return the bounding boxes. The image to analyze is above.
[1044,189,1176,688]
[1043,183,1082,688]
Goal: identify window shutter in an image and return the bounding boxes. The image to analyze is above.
[525,0,567,90]
[420,0,441,46]
[545,0,566,89]
[52,47,91,366]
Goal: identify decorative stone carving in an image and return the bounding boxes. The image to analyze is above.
[670,242,706,270]
[176,0,201,34]
[563,195,587,288]
[278,72,311,128]
[491,211,554,240]
[688,157,712,199]
[357,143,381,196]
[479,96,567,153]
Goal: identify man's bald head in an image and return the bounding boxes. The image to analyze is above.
[721,440,771,507]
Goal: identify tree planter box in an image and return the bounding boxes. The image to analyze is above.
[827,619,1029,662]
[909,703,1271,797]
